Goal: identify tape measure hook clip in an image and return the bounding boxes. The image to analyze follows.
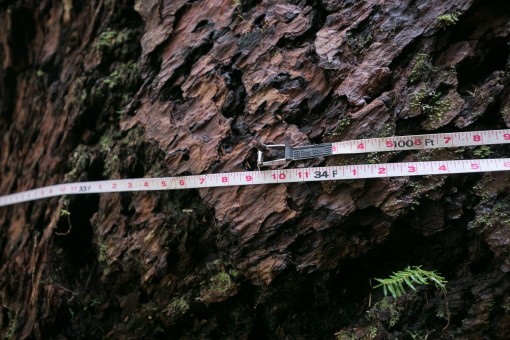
[257,144,290,167]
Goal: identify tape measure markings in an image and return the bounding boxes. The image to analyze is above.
[2,129,510,207]
[331,129,510,154]
[259,129,510,166]
[2,158,510,207]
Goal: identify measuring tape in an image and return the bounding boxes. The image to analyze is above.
[257,129,510,165]
[1,129,510,207]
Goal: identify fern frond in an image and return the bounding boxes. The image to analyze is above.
[373,266,447,298]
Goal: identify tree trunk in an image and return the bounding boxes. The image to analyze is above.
[1,0,510,338]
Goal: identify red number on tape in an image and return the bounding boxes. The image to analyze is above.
[473,135,481,142]
[179,180,185,186]
[272,173,286,180]
[161,180,167,187]
[471,163,480,170]
[298,172,309,178]
[378,167,386,174]
[222,176,228,183]
[245,175,252,182]
[439,165,447,171]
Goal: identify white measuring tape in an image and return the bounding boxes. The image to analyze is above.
[1,129,510,207]
[257,129,510,165]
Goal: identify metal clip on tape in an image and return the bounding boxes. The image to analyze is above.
[257,143,333,167]
[257,145,290,167]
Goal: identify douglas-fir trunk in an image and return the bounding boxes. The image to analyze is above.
[1,0,510,338]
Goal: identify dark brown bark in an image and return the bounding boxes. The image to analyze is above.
[1,0,510,338]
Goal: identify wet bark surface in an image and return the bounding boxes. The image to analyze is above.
[1,0,510,338]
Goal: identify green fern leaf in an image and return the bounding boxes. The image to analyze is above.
[403,276,416,290]
[374,266,447,299]
[398,280,405,295]
[430,275,446,289]
[387,282,397,298]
